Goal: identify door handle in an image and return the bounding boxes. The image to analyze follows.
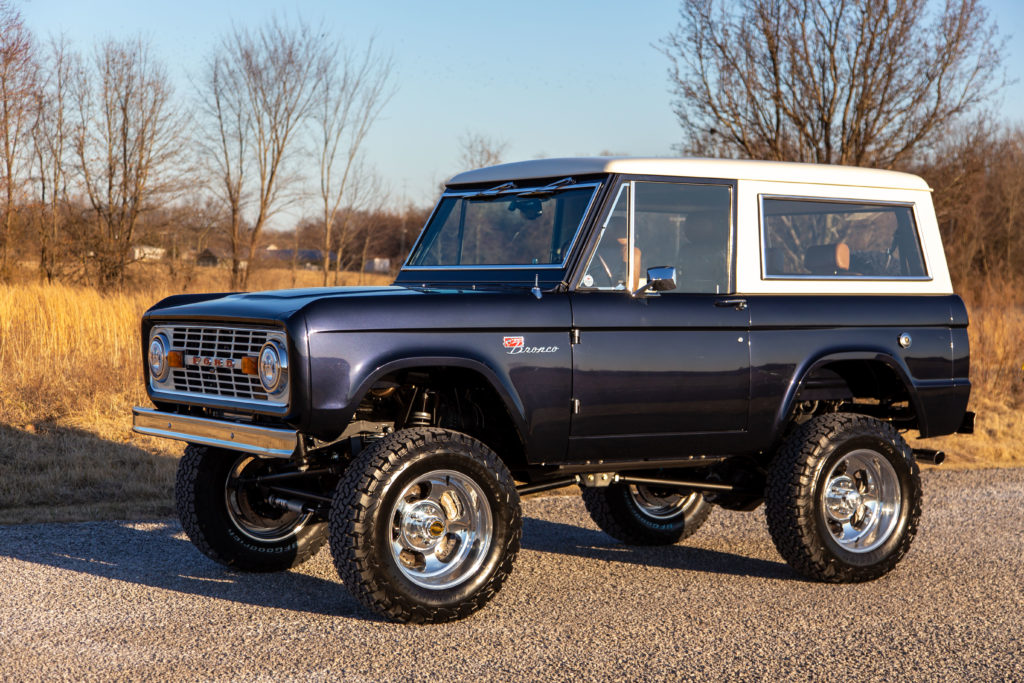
[714,298,747,310]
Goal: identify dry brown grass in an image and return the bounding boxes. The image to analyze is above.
[910,284,1024,469]
[0,265,390,524]
[0,264,1019,524]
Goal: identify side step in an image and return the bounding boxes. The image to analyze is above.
[516,473,747,495]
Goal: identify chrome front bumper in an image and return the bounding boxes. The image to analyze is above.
[132,407,298,457]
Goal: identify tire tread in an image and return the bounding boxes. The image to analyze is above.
[764,413,921,583]
[329,427,521,624]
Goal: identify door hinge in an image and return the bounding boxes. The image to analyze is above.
[570,328,580,345]
[571,398,581,415]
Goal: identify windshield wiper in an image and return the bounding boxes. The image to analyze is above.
[515,177,575,198]
[465,181,517,199]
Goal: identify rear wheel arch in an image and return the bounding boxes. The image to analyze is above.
[774,351,925,443]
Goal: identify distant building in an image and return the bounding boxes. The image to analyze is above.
[261,248,333,266]
[196,249,219,267]
[132,245,166,261]
[364,257,391,273]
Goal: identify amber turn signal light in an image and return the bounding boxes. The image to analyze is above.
[241,356,259,375]
[167,351,183,368]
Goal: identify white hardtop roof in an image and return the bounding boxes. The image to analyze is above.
[447,157,931,192]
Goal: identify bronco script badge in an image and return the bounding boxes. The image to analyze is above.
[502,336,559,355]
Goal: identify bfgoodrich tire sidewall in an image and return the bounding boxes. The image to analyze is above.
[177,445,325,570]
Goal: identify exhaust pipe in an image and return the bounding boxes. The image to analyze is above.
[913,448,946,466]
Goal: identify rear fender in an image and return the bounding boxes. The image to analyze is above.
[772,350,924,447]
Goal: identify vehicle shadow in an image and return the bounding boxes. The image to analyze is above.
[0,512,797,624]
[0,520,374,620]
[520,516,797,581]
[0,421,178,523]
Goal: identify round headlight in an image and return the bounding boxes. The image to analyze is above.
[258,340,288,394]
[149,333,170,382]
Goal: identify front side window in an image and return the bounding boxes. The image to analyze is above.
[580,181,733,294]
[761,198,927,279]
[580,184,632,290]
[406,184,597,267]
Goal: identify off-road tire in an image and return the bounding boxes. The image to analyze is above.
[764,413,921,583]
[175,444,327,572]
[581,483,712,545]
[329,427,521,624]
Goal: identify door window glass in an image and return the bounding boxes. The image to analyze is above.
[632,182,732,294]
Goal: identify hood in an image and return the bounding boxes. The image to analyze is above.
[145,286,416,323]
[144,284,569,334]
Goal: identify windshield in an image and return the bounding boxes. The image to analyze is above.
[405,184,598,267]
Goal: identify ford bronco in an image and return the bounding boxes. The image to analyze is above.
[133,158,973,623]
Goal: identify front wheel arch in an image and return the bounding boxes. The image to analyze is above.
[343,361,531,473]
[350,357,529,436]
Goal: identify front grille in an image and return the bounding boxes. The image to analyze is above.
[153,324,287,406]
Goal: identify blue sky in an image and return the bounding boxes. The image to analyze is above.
[20,0,1024,211]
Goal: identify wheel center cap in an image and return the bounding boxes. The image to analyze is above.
[401,500,447,550]
[824,475,861,522]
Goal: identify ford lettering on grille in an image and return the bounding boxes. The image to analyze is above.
[185,355,241,369]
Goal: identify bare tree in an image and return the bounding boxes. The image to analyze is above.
[30,37,74,283]
[355,180,390,285]
[661,0,1005,167]
[331,168,386,285]
[71,38,184,287]
[458,131,507,169]
[917,120,1024,287]
[0,0,37,279]
[200,18,329,290]
[197,49,251,289]
[315,38,393,286]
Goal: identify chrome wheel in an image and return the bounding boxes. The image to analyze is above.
[820,449,902,553]
[389,469,493,590]
[628,485,701,521]
[224,456,312,543]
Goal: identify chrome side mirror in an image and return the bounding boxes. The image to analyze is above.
[632,266,677,297]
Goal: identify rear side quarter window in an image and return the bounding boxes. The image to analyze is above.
[761,198,928,280]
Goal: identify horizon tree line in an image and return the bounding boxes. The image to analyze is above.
[0,0,1020,293]
[0,4,398,289]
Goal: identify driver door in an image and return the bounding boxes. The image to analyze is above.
[568,180,751,462]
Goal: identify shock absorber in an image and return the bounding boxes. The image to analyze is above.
[406,387,435,427]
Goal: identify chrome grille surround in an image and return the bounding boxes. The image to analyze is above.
[148,324,289,407]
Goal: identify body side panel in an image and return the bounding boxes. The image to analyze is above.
[747,294,970,451]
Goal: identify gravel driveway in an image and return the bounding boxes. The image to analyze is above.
[1,468,1021,681]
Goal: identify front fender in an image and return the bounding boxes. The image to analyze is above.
[302,327,571,463]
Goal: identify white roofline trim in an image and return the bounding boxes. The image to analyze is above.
[447,157,931,193]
